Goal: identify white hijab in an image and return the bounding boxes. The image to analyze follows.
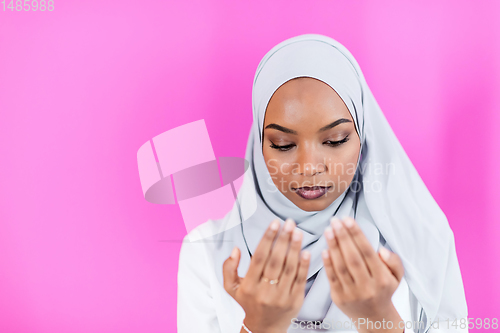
[206,33,467,328]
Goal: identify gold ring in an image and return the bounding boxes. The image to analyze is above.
[262,277,279,284]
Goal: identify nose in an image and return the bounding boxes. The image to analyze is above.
[296,146,327,176]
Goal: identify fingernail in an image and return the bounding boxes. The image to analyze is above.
[284,218,295,233]
[230,246,238,259]
[302,251,311,260]
[343,217,354,228]
[322,249,329,259]
[379,247,391,261]
[331,217,342,231]
[324,226,334,240]
[292,228,302,241]
[270,219,280,231]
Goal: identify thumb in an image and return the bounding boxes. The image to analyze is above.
[378,246,404,282]
[222,246,242,298]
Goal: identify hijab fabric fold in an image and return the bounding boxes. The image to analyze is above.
[207,34,467,330]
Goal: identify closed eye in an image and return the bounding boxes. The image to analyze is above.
[269,135,350,151]
[324,135,350,147]
[269,142,295,151]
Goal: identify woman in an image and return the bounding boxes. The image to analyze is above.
[177,34,468,333]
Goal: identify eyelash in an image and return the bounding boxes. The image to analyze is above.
[269,135,350,151]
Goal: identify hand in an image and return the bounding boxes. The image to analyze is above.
[223,218,311,333]
[322,216,405,333]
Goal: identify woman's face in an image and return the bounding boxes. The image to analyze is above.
[262,77,361,212]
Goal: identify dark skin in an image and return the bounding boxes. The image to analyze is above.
[223,78,405,333]
[262,76,361,212]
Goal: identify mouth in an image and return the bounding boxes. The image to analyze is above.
[292,185,332,200]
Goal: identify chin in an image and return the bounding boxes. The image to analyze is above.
[293,199,331,212]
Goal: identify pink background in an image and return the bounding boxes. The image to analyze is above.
[1,1,499,332]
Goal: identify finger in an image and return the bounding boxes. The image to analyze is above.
[245,219,280,283]
[321,249,343,295]
[379,247,405,282]
[262,218,295,282]
[324,225,354,286]
[331,217,371,284]
[222,246,242,298]
[342,216,385,277]
[278,227,303,294]
[291,250,311,296]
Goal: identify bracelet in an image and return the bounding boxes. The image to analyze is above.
[241,322,253,333]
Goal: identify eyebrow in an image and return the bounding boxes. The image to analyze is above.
[264,118,352,135]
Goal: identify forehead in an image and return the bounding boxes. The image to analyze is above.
[264,77,353,125]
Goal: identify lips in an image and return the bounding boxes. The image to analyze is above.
[292,186,332,200]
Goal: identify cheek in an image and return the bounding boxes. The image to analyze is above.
[344,145,360,165]
[342,144,361,178]
[326,144,360,176]
[263,150,285,180]
[342,136,361,159]
[263,148,295,178]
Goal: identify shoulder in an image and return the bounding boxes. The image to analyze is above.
[178,218,233,270]
[178,216,244,284]
[184,218,221,242]
[177,220,222,299]
[178,220,216,267]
